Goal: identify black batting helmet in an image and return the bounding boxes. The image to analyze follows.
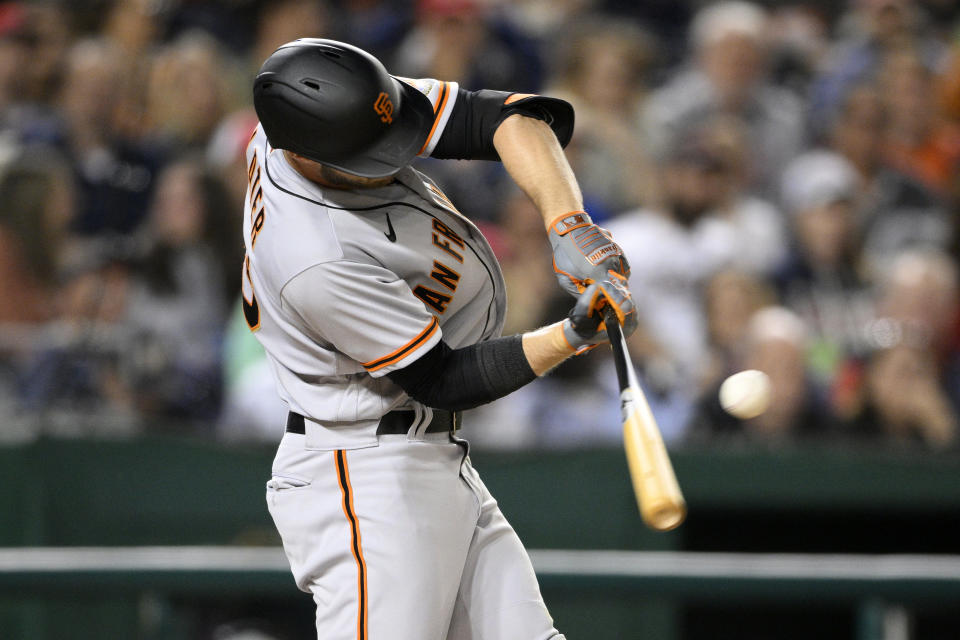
[253,39,434,178]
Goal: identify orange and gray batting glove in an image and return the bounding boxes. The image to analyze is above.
[548,211,630,298]
[562,273,638,353]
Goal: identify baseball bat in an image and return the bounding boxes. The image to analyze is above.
[604,309,687,531]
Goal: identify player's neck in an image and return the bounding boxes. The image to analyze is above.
[284,151,396,190]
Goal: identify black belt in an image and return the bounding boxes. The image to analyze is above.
[286,409,461,435]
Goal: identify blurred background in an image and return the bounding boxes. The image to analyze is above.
[1,0,960,638]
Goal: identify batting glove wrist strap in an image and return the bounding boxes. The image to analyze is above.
[564,277,638,353]
[549,211,593,236]
[562,318,598,354]
[548,210,630,297]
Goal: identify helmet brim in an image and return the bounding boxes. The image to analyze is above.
[319,77,434,179]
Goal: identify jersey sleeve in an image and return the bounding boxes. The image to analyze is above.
[281,260,442,377]
[395,77,575,162]
[430,89,575,161]
[395,77,460,158]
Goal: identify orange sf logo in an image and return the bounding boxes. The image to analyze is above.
[374,91,394,124]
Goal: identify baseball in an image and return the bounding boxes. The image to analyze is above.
[719,370,771,419]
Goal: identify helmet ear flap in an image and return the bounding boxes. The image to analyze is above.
[253,39,433,179]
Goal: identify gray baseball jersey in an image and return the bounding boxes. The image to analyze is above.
[254,73,564,640]
[241,78,506,436]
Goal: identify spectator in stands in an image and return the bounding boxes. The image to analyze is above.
[845,341,958,448]
[688,306,834,446]
[610,125,789,393]
[499,0,602,43]
[146,32,242,154]
[163,0,253,54]
[702,268,776,391]
[879,48,960,198]
[15,2,70,135]
[546,17,658,218]
[641,1,805,195]
[776,150,876,384]
[101,0,159,61]
[99,0,161,145]
[1,0,958,451]
[492,188,557,336]
[808,0,948,136]
[693,117,788,276]
[875,250,959,362]
[18,222,136,430]
[868,249,960,413]
[939,42,960,125]
[58,38,159,236]
[606,135,751,434]
[0,148,130,435]
[765,5,830,97]
[332,0,411,63]
[938,43,960,211]
[0,145,73,326]
[393,0,541,91]
[0,3,32,122]
[827,84,950,277]
[122,158,234,424]
[251,0,332,77]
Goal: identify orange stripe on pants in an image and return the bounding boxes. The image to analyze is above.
[335,450,368,640]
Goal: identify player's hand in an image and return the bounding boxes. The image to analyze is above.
[562,273,638,353]
[548,211,630,297]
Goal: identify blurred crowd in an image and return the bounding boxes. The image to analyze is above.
[1,0,960,452]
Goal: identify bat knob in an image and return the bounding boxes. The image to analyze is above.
[643,501,687,532]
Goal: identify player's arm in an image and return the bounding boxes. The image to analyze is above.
[492,113,631,300]
[409,80,583,232]
[410,80,631,301]
[422,85,581,222]
[492,114,583,228]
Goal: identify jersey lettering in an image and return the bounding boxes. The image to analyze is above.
[251,209,266,248]
[430,260,461,292]
[431,219,464,263]
[248,152,267,247]
[432,234,463,263]
[413,285,452,314]
[432,219,465,248]
[241,255,260,331]
[244,150,264,329]
[247,151,259,182]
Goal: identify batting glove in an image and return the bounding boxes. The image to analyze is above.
[562,273,638,353]
[549,211,630,298]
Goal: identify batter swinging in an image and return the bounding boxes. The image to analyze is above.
[244,39,637,640]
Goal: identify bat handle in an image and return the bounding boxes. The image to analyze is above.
[603,307,632,393]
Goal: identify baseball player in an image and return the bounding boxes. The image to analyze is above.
[244,39,636,640]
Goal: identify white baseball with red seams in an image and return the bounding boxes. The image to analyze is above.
[719,369,772,419]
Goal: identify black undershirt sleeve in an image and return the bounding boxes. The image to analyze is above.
[430,88,574,161]
[386,336,537,412]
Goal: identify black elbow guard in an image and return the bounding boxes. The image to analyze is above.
[431,88,575,161]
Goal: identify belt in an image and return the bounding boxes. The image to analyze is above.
[285,409,461,436]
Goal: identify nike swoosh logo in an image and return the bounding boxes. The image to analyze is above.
[384,212,397,242]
